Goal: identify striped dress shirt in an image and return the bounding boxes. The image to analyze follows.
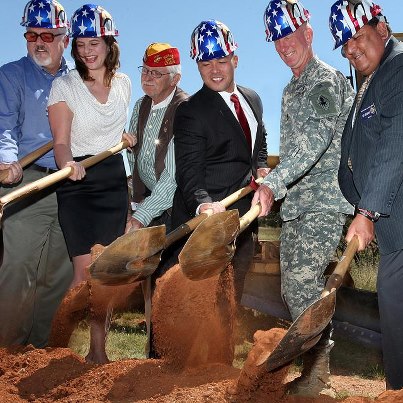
[127,91,177,226]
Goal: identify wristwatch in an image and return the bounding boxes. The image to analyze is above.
[357,208,380,222]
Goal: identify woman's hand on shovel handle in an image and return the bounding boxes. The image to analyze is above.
[345,214,375,251]
[252,184,274,217]
[64,161,86,181]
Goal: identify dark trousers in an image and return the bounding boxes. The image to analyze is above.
[232,227,255,304]
[378,249,403,389]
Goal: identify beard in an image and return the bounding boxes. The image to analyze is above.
[31,46,53,68]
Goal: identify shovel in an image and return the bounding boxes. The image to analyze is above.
[179,203,262,280]
[89,180,263,285]
[0,140,129,221]
[256,235,359,371]
[0,140,53,183]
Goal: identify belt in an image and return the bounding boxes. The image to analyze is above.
[28,164,57,175]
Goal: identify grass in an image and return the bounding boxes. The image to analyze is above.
[69,313,148,361]
[335,233,379,292]
[350,261,378,292]
[258,226,280,242]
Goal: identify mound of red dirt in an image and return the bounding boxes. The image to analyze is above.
[6,262,401,402]
[0,341,401,402]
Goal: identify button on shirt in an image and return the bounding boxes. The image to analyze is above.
[0,55,71,169]
[219,87,257,152]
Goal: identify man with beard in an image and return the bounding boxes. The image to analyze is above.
[0,0,72,347]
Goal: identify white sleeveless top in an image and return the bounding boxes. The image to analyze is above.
[48,69,131,157]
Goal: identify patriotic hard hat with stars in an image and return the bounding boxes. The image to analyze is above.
[21,0,68,29]
[329,0,383,49]
[264,0,310,42]
[190,20,238,62]
[70,4,118,38]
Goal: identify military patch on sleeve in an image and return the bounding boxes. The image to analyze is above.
[308,82,339,117]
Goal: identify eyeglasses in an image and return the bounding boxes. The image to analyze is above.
[24,31,65,43]
[138,66,171,79]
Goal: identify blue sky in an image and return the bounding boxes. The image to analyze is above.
[2,0,401,154]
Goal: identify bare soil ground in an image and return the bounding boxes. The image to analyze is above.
[1,263,402,402]
[0,343,401,402]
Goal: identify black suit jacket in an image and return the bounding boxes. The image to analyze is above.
[339,37,403,254]
[172,84,268,228]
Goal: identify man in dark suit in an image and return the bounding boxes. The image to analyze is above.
[172,19,271,302]
[329,0,403,390]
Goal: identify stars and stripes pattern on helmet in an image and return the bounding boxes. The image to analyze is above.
[70,4,118,38]
[21,0,68,29]
[329,0,382,49]
[264,0,310,42]
[190,20,237,61]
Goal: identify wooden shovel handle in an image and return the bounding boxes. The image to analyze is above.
[321,235,359,298]
[80,140,129,169]
[239,203,262,233]
[0,140,129,210]
[0,140,53,183]
[165,177,264,247]
[220,177,263,207]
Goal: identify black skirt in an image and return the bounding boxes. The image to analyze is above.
[57,153,128,257]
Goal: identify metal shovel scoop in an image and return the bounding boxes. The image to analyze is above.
[256,235,359,371]
[179,203,262,280]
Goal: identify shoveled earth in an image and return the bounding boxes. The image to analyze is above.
[0,264,401,402]
[0,338,399,402]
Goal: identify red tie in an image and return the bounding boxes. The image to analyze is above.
[230,93,252,151]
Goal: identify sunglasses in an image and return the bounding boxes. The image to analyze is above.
[24,31,65,43]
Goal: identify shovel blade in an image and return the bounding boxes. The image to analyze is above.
[180,210,240,280]
[264,290,336,371]
[89,225,166,285]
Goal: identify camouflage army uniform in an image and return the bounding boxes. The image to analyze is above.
[263,56,354,321]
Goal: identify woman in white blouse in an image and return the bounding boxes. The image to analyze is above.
[48,3,135,339]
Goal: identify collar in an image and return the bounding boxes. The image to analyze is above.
[219,84,240,103]
[151,87,177,110]
[379,35,395,66]
[290,56,318,84]
[26,54,69,77]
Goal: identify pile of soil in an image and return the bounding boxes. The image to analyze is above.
[3,263,402,402]
[0,340,401,402]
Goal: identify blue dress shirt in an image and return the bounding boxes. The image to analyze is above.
[0,55,71,169]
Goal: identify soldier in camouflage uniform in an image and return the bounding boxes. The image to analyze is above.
[253,0,355,397]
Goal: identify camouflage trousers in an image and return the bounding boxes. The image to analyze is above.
[280,211,346,321]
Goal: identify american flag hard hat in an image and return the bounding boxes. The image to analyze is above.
[70,4,118,38]
[21,0,68,29]
[190,20,238,61]
[264,0,310,42]
[329,0,382,49]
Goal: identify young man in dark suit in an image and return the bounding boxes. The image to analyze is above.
[172,19,271,302]
[329,0,403,390]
